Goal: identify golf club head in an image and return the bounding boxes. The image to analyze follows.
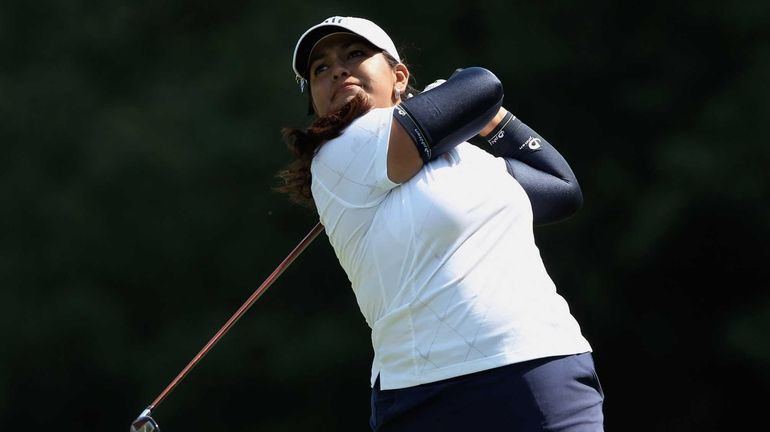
[130,412,160,432]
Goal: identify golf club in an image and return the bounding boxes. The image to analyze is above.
[130,221,325,432]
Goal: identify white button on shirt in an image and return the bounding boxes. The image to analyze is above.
[311,107,591,390]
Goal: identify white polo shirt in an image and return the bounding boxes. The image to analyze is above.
[311,107,591,390]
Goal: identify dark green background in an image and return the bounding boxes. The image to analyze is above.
[2,0,768,430]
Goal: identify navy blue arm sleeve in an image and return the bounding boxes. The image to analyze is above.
[393,67,503,162]
[483,112,582,225]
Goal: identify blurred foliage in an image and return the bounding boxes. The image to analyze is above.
[1,0,768,430]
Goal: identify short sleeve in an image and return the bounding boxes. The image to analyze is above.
[311,107,399,209]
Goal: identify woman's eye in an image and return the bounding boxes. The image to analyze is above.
[313,64,328,76]
[348,49,365,59]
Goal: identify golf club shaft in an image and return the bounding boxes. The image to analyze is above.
[148,221,324,410]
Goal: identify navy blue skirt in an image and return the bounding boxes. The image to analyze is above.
[370,353,604,431]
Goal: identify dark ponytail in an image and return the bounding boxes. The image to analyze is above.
[275,93,372,208]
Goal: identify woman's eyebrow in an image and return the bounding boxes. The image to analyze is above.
[309,41,362,67]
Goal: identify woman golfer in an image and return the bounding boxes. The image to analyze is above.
[278,15,605,432]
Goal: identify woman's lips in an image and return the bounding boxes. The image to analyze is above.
[333,83,359,99]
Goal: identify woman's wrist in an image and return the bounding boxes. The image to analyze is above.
[479,107,509,137]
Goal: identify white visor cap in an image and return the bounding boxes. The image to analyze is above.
[292,16,401,81]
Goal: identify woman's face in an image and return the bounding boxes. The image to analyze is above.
[308,33,408,116]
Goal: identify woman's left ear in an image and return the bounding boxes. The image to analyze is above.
[394,63,409,93]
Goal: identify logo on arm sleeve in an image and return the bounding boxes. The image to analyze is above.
[488,130,505,146]
[519,136,542,152]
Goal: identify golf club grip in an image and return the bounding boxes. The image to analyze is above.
[149,221,325,409]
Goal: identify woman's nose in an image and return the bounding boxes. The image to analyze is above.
[331,63,349,80]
